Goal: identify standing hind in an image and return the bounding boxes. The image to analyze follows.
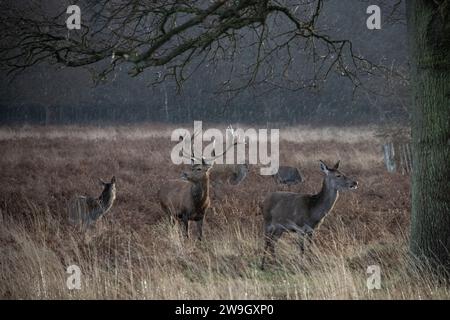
[68,176,117,229]
[261,161,358,269]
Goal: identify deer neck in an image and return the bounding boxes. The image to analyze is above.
[191,176,210,210]
[310,178,338,225]
[98,188,116,212]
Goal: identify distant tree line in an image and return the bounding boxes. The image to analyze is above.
[0,95,409,126]
[0,66,409,126]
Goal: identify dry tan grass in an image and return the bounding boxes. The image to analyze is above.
[0,123,377,143]
[0,124,447,299]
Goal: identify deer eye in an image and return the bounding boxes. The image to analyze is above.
[336,174,342,178]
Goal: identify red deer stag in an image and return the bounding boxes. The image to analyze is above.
[158,128,240,240]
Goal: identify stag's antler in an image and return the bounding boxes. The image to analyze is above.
[179,129,204,163]
[179,124,245,164]
[204,125,245,161]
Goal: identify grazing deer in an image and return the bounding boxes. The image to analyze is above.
[210,163,249,186]
[273,166,304,185]
[209,128,249,186]
[261,160,357,269]
[68,176,117,229]
[158,127,241,240]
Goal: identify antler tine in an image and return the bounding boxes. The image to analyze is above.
[179,125,243,163]
[179,129,204,163]
[227,124,236,143]
[180,130,200,142]
[191,128,202,140]
[204,126,243,161]
[227,124,246,145]
[206,140,240,161]
[181,147,203,163]
[179,134,200,162]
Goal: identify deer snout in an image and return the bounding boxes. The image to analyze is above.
[180,172,188,180]
[349,180,358,190]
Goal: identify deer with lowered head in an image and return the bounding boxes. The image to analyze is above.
[158,127,241,240]
[209,126,249,186]
[68,176,117,229]
[210,162,249,186]
[261,160,358,269]
[272,166,304,186]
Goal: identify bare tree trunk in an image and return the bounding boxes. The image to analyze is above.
[163,83,169,122]
[44,106,50,126]
[407,0,450,272]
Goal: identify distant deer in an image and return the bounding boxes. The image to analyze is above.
[210,163,249,185]
[261,161,357,269]
[158,127,241,240]
[68,176,117,229]
[272,166,304,185]
[209,126,249,186]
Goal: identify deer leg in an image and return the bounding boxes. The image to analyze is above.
[196,218,204,241]
[261,238,272,270]
[298,233,306,254]
[306,231,313,252]
[261,227,282,270]
[298,230,313,255]
[261,238,270,270]
[180,212,189,238]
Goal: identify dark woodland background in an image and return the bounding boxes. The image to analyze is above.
[0,1,409,126]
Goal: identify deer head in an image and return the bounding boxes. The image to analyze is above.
[99,176,116,190]
[319,160,358,190]
[182,158,214,183]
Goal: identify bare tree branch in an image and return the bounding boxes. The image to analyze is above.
[0,0,400,93]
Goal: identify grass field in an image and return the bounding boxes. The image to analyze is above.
[0,124,447,299]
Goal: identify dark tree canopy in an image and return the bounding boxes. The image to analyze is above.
[1,0,398,93]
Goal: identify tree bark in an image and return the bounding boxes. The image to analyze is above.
[407,0,450,272]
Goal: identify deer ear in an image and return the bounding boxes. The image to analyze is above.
[319,160,329,174]
[333,160,340,170]
[111,176,116,184]
[99,178,107,186]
